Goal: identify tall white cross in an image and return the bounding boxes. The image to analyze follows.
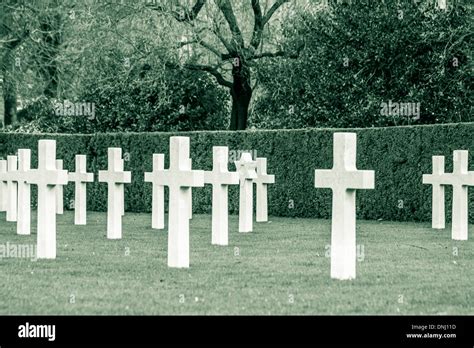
[5,155,18,222]
[55,160,65,215]
[68,155,94,225]
[155,136,204,268]
[204,146,239,245]
[424,150,474,240]
[26,140,68,259]
[253,157,275,222]
[98,148,131,239]
[0,159,7,212]
[315,133,375,280]
[120,158,125,216]
[235,152,257,233]
[16,149,31,235]
[448,151,474,240]
[188,158,193,219]
[144,154,165,230]
[422,156,446,229]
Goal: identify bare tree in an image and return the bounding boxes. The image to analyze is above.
[148,0,303,130]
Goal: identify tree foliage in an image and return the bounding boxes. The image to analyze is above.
[4,0,229,133]
[252,0,473,129]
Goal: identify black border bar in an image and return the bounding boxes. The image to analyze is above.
[0,315,472,346]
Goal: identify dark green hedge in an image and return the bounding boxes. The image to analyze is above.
[2,123,474,222]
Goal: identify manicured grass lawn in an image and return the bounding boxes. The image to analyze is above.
[0,211,472,315]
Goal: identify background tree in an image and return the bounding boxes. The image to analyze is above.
[7,0,230,133]
[35,0,63,98]
[0,1,30,126]
[252,0,473,128]
[1,0,69,126]
[146,0,305,130]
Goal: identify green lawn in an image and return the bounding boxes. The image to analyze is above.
[0,211,472,315]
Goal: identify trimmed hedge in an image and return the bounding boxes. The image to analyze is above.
[2,123,474,222]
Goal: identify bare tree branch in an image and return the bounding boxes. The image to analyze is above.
[184,63,233,88]
[148,0,207,22]
[197,39,224,58]
[215,0,244,49]
[186,0,207,21]
[3,29,30,50]
[249,0,264,49]
[0,37,20,45]
[250,42,305,60]
[211,17,236,55]
[165,59,232,88]
[177,37,222,58]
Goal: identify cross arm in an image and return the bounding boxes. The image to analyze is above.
[26,168,68,186]
[68,172,94,183]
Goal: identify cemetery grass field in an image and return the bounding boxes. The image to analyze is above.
[0,211,472,315]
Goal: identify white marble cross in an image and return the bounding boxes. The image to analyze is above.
[26,140,68,259]
[144,154,165,229]
[55,160,65,214]
[0,159,8,212]
[120,158,125,216]
[188,159,193,219]
[449,151,474,240]
[424,150,474,241]
[98,148,131,239]
[154,136,204,268]
[204,146,239,245]
[235,152,257,233]
[315,133,375,280]
[253,158,275,222]
[422,156,446,229]
[16,149,31,235]
[68,155,94,225]
[5,155,18,222]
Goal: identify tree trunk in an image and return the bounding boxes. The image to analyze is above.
[43,65,59,98]
[39,10,62,98]
[3,82,17,126]
[1,9,20,127]
[2,49,17,127]
[229,59,252,130]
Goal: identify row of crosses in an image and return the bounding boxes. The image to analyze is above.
[2,132,467,280]
[0,137,275,269]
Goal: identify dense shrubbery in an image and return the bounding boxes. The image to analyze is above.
[252,1,473,129]
[77,62,230,133]
[8,62,229,133]
[3,123,474,222]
